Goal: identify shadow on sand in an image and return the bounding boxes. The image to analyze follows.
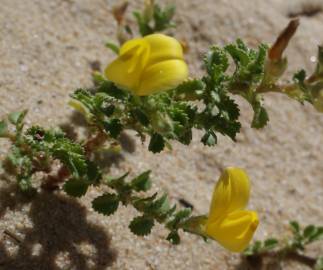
[0,184,117,270]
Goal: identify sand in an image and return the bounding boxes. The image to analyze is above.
[0,0,323,269]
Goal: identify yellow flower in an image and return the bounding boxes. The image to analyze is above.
[105,33,188,96]
[205,167,259,252]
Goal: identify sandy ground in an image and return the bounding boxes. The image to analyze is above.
[0,0,323,269]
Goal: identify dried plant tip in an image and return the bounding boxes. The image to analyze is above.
[269,18,300,61]
[112,1,129,25]
[180,39,190,54]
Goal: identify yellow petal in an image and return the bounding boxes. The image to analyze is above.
[144,34,184,65]
[208,167,250,222]
[136,59,188,96]
[105,38,149,91]
[119,38,144,56]
[206,210,259,252]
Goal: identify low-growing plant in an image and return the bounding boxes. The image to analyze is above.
[244,221,323,269]
[0,0,322,264]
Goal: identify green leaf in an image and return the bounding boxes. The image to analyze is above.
[98,81,128,100]
[86,160,102,184]
[7,146,24,167]
[150,194,170,214]
[315,257,323,270]
[243,240,263,256]
[131,109,150,126]
[153,4,176,32]
[174,208,192,220]
[133,2,176,36]
[174,79,205,100]
[92,193,119,216]
[133,11,152,36]
[105,42,119,54]
[303,225,316,239]
[106,172,129,190]
[201,131,217,146]
[63,179,89,197]
[0,120,8,137]
[243,246,254,256]
[253,241,263,253]
[104,119,123,138]
[131,170,152,192]
[251,101,269,129]
[293,69,306,84]
[290,221,301,235]
[148,133,165,153]
[167,231,180,245]
[100,104,115,117]
[204,46,229,76]
[129,215,154,236]
[263,238,279,250]
[8,110,27,125]
[92,71,106,86]
[308,227,323,242]
[167,208,192,230]
[52,139,87,178]
[225,43,249,66]
[18,175,33,192]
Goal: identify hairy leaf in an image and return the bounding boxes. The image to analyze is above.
[63,179,89,197]
[131,170,152,192]
[92,193,119,216]
[129,215,154,236]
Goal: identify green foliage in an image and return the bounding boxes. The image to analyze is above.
[166,230,181,245]
[63,178,89,197]
[288,69,312,103]
[8,110,27,126]
[166,208,192,230]
[52,138,87,178]
[148,133,165,153]
[105,42,119,54]
[244,221,323,268]
[198,46,241,141]
[316,257,323,270]
[244,238,279,256]
[225,40,269,128]
[131,170,152,192]
[133,2,176,36]
[90,171,193,243]
[289,221,323,250]
[6,145,33,192]
[0,120,8,137]
[0,114,101,194]
[129,215,154,236]
[92,193,119,216]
